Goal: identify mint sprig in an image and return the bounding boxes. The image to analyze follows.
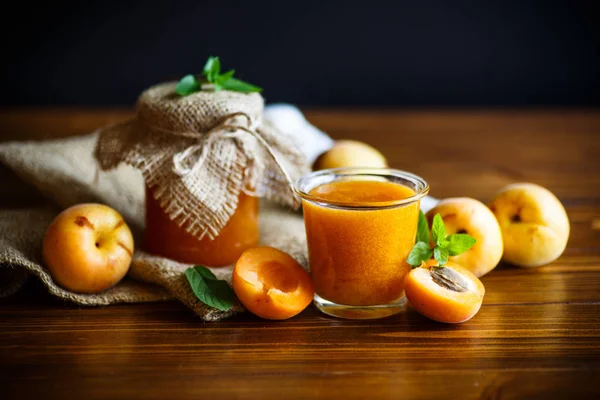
[185,265,236,311]
[416,209,430,244]
[176,56,262,96]
[407,242,432,266]
[176,75,200,96]
[431,214,448,247]
[407,211,476,268]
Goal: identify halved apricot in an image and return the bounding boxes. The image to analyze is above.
[232,246,315,320]
[404,260,485,323]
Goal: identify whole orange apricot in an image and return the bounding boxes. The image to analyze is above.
[233,246,314,320]
[426,198,503,278]
[42,203,134,293]
[313,140,388,170]
[488,183,570,268]
[404,260,485,323]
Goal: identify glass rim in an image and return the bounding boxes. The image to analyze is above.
[294,167,430,210]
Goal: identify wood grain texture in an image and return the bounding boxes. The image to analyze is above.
[1,109,600,399]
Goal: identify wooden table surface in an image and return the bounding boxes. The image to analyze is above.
[1,109,599,399]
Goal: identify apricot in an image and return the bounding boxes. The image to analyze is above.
[404,260,485,323]
[488,183,570,267]
[232,246,314,320]
[42,203,134,293]
[426,198,503,277]
[313,140,388,170]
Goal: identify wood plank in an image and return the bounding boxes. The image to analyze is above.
[1,109,599,399]
[2,298,600,399]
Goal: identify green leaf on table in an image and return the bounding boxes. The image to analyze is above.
[431,214,447,246]
[185,265,236,311]
[446,234,477,256]
[433,246,449,266]
[175,74,200,96]
[416,210,430,244]
[191,264,218,280]
[407,241,433,267]
[221,77,263,93]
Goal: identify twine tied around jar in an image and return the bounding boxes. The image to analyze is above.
[94,83,308,240]
[167,112,297,196]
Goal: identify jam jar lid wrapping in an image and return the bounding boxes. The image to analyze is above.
[95,82,308,240]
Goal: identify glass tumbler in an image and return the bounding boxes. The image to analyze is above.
[295,168,429,319]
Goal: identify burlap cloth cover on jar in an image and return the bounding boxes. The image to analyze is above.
[0,83,311,322]
[95,83,307,239]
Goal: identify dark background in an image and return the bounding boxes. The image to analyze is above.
[3,0,599,107]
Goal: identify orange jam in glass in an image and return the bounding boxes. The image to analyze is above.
[297,169,429,318]
[145,186,259,266]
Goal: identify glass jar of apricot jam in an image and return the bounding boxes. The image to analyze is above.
[144,186,259,266]
[295,168,429,319]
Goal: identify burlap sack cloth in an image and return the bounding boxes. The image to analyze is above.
[0,84,310,321]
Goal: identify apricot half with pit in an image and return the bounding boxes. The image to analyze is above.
[404,260,485,323]
[232,246,314,320]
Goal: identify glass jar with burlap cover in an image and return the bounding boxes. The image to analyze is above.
[95,82,308,264]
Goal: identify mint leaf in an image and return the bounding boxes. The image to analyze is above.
[416,210,430,244]
[178,57,262,96]
[431,214,447,246]
[175,75,200,96]
[433,246,449,266]
[185,265,236,311]
[221,77,263,93]
[203,56,221,83]
[216,69,235,85]
[447,234,476,256]
[407,241,433,267]
[213,69,236,91]
[191,264,217,280]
